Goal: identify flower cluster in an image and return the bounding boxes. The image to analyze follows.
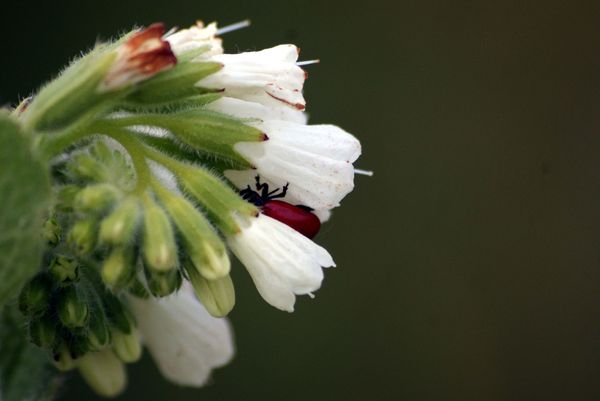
[14,20,363,397]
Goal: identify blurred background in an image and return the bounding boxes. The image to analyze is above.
[2,0,600,400]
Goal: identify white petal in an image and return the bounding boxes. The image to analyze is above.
[226,121,361,210]
[200,45,306,110]
[227,214,335,312]
[205,96,307,124]
[166,21,223,57]
[128,284,234,387]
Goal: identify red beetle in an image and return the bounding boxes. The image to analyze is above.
[240,176,321,238]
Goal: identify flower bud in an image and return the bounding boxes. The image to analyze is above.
[101,247,135,288]
[53,344,77,371]
[49,255,79,285]
[111,329,142,363]
[29,315,58,349]
[74,183,121,213]
[57,285,89,328]
[78,350,127,398]
[18,273,53,317]
[144,267,182,297]
[55,185,80,211]
[99,197,141,245]
[102,293,133,334]
[43,216,61,247]
[156,188,230,280]
[87,312,112,351]
[67,217,98,255]
[67,153,106,182]
[127,277,150,299]
[185,263,235,317]
[142,196,178,271]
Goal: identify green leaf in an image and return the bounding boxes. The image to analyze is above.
[0,304,60,401]
[0,114,51,306]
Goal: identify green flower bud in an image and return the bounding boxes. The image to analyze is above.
[111,329,142,363]
[127,277,150,299]
[78,350,126,398]
[57,286,89,328]
[87,312,112,351]
[101,247,135,288]
[74,183,122,213]
[53,344,77,371]
[68,334,91,359]
[102,293,133,334]
[56,185,80,211]
[185,263,235,317]
[144,267,182,298]
[178,165,258,234]
[155,186,230,280]
[49,255,79,285]
[18,273,53,317]
[43,216,61,247]
[68,152,106,182]
[99,197,141,245]
[29,315,58,349]
[67,217,98,255]
[141,195,178,271]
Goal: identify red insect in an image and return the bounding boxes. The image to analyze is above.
[240,176,321,238]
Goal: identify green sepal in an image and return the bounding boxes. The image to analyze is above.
[143,266,182,298]
[110,109,265,167]
[184,261,235,317]
[125,61,222,106]
[57,285,90,329]
[67,217,98,256]
[18,273,53,317]
[141,194,178,272]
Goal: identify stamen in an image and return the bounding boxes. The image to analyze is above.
[296,59,320,66]
[354,168,374,176]
[217,20,251,35]
[163,26,178,38]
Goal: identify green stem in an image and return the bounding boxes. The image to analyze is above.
[101,129,152,194]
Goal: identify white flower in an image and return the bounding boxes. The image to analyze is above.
[100,23,176,92]
[166,21,223,58]
[199,45,306,110]
[206,97,361,212]
[128,283,234,387]
[227,214,335,312]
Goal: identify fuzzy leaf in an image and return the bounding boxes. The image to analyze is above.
[0,305,60,401]
[0,114,51,306]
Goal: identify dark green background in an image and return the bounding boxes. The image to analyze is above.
[2,1,600,400]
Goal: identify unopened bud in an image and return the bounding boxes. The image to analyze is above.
[49,255,79,285]
[43,217,61,247]
[53,344,77,371]
[56,185,80,211]
[58,286,89,328]
[142,196,178,271]
[19,273,53,317]
[102,293,133,334]
[144,266,182,297]
[127,277,150,299]
[99,197,141,245]
[157,189,230,280]
[111,329,142,363]
[101,247,135,288]
[67,217,98,255]
[29,315,58,349]
[78,350,127,398]
[185,263,235,317]
[68,153,105,182]
[87,313,112,351]
[74,184,121,213]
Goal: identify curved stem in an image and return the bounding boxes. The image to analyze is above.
[101,129,152,194]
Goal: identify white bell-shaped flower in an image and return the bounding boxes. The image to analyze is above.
[128,284,234,387]
[166,21,223,57]
[227,214,335,312]
[199,45,306,110]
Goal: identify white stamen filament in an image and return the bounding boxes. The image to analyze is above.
[354,168,373,176]
[217,20,251,35]
[296,59,320,66]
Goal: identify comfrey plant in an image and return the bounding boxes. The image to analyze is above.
[0,20,366,399]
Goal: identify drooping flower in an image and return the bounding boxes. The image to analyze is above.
[128,283,234,386]
[206,96,361,214]
[198,45,306,110]
[227,214,335,312]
